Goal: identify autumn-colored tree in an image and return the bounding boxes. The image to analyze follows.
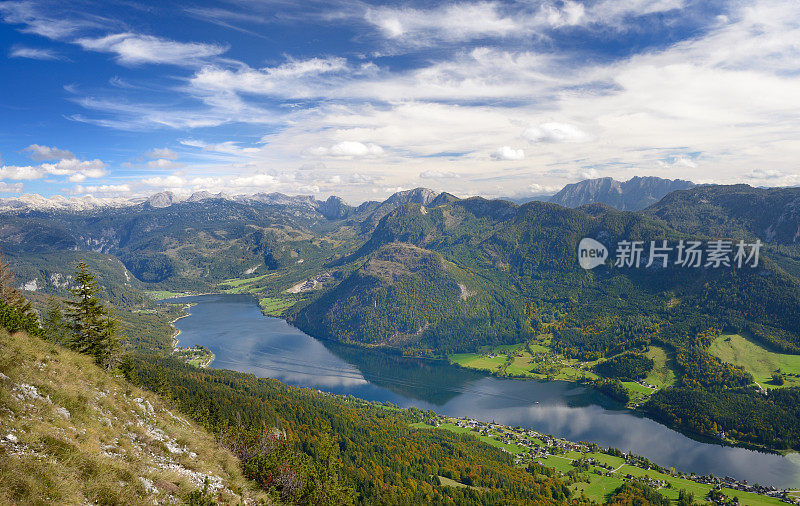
[0,251,34,316]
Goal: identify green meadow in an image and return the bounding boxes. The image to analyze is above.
[709,333,800,388]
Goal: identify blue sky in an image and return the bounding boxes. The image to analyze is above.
[1,0,799,203]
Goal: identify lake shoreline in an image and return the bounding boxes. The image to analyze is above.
[163,293,800,487]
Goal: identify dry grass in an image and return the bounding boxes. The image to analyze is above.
[0,329,273,505]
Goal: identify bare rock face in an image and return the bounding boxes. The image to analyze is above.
[242,192,317,209]
[146,191,175,208]
[317,195,351,219]
[550,176,695,211]
[187,191,231,202]
[364,187,441,227]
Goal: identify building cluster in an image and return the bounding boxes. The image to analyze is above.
[440,414,798,504]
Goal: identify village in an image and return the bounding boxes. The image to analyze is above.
[171,344,215,368]
[416,413,798,505]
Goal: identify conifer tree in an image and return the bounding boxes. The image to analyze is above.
[42,295,70,345]
[66,260,120,369]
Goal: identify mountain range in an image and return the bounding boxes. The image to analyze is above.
[4,177,800,453]
[0,176,694,214]
[549,176,696,210]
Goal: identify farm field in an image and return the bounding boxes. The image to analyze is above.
[220,274,273,294]
[258,297,295,316]
[144,290,191,300]
[448,340,682,402]
[643,346,676,388]
[449,340,598,382]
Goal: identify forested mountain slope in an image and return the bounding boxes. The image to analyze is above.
[293,195,800,357]
[644,184,800,243]
[0,198,351,292]
[289,187,800,451]
[126,354,576,505]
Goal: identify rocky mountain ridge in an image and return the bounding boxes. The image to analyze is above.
[549,176,696,210]
[1,176,700,214]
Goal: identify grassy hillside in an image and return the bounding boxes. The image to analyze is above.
[0,328,269,505]
[709,333,800,388]
[126,354,575,505]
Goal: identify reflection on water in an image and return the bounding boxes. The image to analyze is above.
[166,294,800,487]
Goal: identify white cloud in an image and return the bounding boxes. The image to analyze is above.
[523,123,590,143]
[578,168,601,179]
[657,156,697,169]
[420,170,460,179]
[23,144,75,161]
[189,177,223,188]
[314,141,385,158]
[189,57,348,97]
[44,158,105,177]
[9,46,60,60]
[0,158,105,180]
[75,33,228,66]
[585,0,684,27]
[180,139,260,155]
[71,184,131,195]
[0,182,23,193]
[361,0,682,48]
[0,1,94,39]
[545,1,586,28]
[527,183,559,194]
[230,174,276,187]
[364,3,521,43]
[349,173,379,184]
[147,148,178,159]
[491,146,525,161]
[147,159,183,169]
[745,168,782,179]
[142,175,187,187]
[0,165,42,180]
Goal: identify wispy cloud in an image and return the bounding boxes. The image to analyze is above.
[0,1,102,39]
[364,2,523,43]
[360,0,687,48]
[189,57,350,97]
[180,139,260,156]
[75,33,228,66]
[9,45,61,60]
